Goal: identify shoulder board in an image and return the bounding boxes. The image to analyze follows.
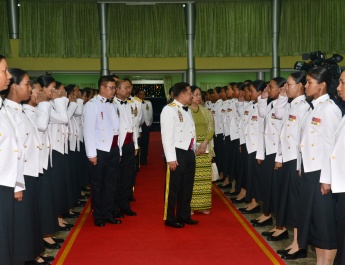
[134,97,142,102]
[327,99,333,104]
[168,103,176,107]
[127,99,134,103]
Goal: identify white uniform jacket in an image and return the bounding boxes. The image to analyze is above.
[229,98,240,141]
[258,97,283,159]
[142,100,153,126]
[5,99,42,178]
[74,98,84,146]
[23,103,51,171]
[160,99,196,162]
[114,97,138,154]
[83,95,120,158]
[300,94,341,174]
[212,99,224,135]
[222,99,232,137]
[49,97,69,156]
[128,96,143,136]
[0,98,25,191]
[64,101,77,154]
[244,103,264,155]
[275,95,309,163]
[236,101,252,145]
[321,115,345,191]
[205,101,212,111]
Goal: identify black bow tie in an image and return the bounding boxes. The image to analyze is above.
[142,101,145,104]
[182,106,188,112]
[118,100,127,105]
[105,98,113,103]
[308,101,314,110]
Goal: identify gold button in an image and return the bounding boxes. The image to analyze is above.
[24,160,27,162]
[311,130,314,134]
[57,140,59,142]
[287,136,290,138]
[288,147,290,149]
[301,144,304,147]
[14,149,18,152]
[312,157,315,160]
[311,144,314,147]
[36,146,39,148]
[273,133,275,135]
[26,133,29,135]
[0,133,2,136]
[102,140,104,142]
[24,145,27,148]
[332,156,335,159]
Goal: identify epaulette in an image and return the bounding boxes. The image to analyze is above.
[327,99,333,104]
[127,99,134,103]
[133,97,142,102]
[89,99,93,102]
[168,103,176,107]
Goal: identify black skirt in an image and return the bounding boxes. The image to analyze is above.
[260,153,282,215]
[0,185,15,265]
[38,163,59,235]
[229,138,240,183]
[337,193,345,265]
[276,159,300,227]
[237,144,248,190]
[51,150,69,215]
[297,167,337,249]
[245,151,263,202]
[221,136,231,177]
[13,175,44,263]
[79,142,90,186]
[213,134,224,174]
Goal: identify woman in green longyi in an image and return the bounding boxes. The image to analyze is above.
[189,86,215,214]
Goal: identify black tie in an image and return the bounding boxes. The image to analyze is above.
[118,100,127,105]
[182,106,188,112]
[142,101,145,104]
[308,101,314,110]
[106,98,113,103]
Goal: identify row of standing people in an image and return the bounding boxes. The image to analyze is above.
[206,67,345,265]
[0,55,153,265]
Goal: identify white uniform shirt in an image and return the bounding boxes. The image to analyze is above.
[212,99,224,135]
[83,95,120,158]
[205,101,212,111]
[74,98,84,146]
[275,95,309,163]
[5,99,42,178]
[0,98,25,191]
[229,98,240,141]
[324,116,345,192]
[222,99,232,137]
[160,99,196,162]
[236,101,252,145]
[141,100,153,126]
[49,97,69,156]
[114,97,138,152]
[300,94,341,173]
[23,103,51,171]
[244,103,264,155]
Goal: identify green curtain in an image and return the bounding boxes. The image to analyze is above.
[19,1,100,57]
[78,82,97,89]
[280,0,345,56]
[0,0,12,57]
[163,76,172,99]
[195,1,272,57]
[107,4,186,58]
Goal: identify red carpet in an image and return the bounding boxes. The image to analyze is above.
[53,132,284,265]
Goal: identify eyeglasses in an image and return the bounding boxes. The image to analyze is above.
[104,85,116,90]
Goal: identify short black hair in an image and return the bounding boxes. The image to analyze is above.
[214,86,223,94]
[251,80,266,92]
[98,75,115,90]
[271,77,287,88]
[290,71,307,86]
[173,82,190,98]
[30,80,39,89]
[82,87,93,98]
[190,85,201,93]
[37,74,55,88]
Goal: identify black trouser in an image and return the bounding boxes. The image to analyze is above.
[165,148,196,222]
[140,123,150,164]
[91,147,120,220]
[214,134,224,174]
[115,143,136,211]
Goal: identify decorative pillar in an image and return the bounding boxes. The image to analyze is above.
[7,0,19,39]
[256,71,265,81]
[184,3,196,86]
[98,3,109,76]
[271,0,281,78]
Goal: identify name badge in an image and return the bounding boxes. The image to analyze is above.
[311,117,321,126]
[221,109,226,113]
[251,116,258,121]
[244,110,249,115]
[271,113,277,119]
[212,110,215,115]
[227,108,233,112]
[146,105,149,110]
[288,115,296,122]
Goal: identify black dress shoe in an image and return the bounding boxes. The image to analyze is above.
[79,194,89,199]
[74,201,86,207]
[267,230,289,241]
[277,249,291,255]
[52,237,64,244]
[64,211,79,218]
[238,207,247,211]
[81,186,90,192]
[225,191,240,196]
[252,217,273,227]
[94,219,105,227]
[250,219,260,223]
[121,209,137,216]
[177,218,198,225]
[59,225,71,231]
[220,183,231,189]
[215,178,225,183]
[40,255,55,262]
[43,240,61,249]
[261,231,274,236]
[281,249,307,260]
[231,197,245,203]
[113,211,124,218]
[105,217,122,224]
[240,205,261,214]
[164,220,184,228]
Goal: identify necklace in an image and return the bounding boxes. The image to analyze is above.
[191,105,199,113]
